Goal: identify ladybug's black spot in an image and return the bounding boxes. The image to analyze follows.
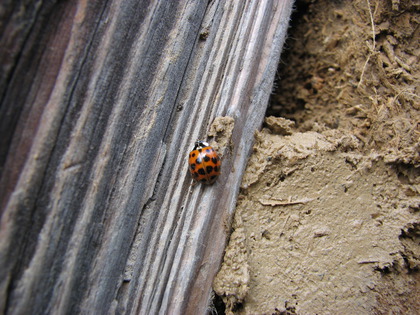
[211,157,218,164]
[193,172,199,178]
[203,155,210,162]
[198,168,206,175]
[196,157,202,164]
[198,148,202,153]
[214,166,219,172]
[206,166,213,173]
[190,163,196,170]
[210,175,217,181]
[191,152,196,158]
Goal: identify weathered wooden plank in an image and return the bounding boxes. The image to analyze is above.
[0,0,293,314]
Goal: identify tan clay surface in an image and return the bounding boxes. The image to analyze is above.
[214,0,419,314]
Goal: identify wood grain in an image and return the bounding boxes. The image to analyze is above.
[0,0,293,313]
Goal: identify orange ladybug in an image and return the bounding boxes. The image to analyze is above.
[188,141,221,184]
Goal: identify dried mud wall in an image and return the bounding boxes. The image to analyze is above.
[213,0,420,314]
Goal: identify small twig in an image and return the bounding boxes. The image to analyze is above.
[258,197,313,206]
[357,0,376,89]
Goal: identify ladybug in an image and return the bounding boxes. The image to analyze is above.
[188,141,221,184]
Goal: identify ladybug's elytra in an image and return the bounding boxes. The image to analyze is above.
[188,141,221,184]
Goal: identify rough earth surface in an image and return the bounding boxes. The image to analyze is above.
[213,0,419,314]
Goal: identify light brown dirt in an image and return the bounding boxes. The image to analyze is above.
[213,0,419,314]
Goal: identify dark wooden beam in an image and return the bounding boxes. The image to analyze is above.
[0,0,293,313]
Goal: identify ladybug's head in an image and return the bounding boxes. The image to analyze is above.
[193,140,209,150]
